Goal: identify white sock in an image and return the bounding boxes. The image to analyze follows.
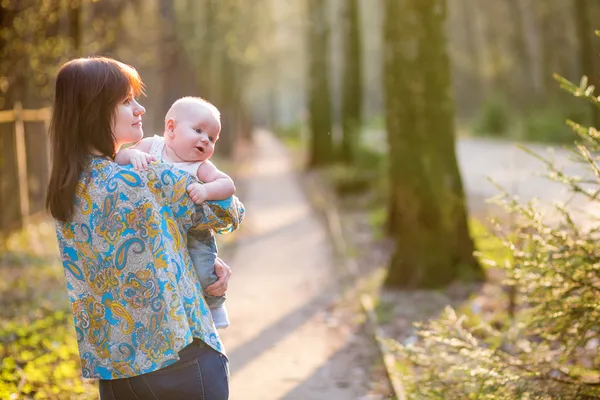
[211,305,230,329]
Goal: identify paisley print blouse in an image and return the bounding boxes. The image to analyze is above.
[55,157,244,379]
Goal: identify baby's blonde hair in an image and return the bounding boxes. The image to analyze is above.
[165,96,220,123]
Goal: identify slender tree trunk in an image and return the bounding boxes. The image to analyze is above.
[199,0,216,98]
[383,0,482,288]
[521,0,543,95]
[574,0,600,128]
[507,0,533,106]
[68,0,81,58]
[306,0,334,168]
[340,0,362,164]
[0,3,17,233]
[159,0,181,113]
[455,0,483,114]
[89,0,125,56]
[215,49,238,158]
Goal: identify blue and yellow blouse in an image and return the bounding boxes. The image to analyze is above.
[55,157,244,379]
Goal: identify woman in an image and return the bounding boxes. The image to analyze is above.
[46,57,243,399]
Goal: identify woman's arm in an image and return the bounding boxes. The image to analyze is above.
[146,162,244,235]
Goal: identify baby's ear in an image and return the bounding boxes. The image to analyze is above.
[165,118,176,135]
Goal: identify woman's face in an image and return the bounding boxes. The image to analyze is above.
[112,94,145,149]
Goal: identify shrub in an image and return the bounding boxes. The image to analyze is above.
[518,97,591,143]
[471,95,513,137]
[390,74,600,398]
[275,122,304,147]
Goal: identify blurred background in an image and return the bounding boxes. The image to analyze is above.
[2,0,599,233]
[2,0,600,398]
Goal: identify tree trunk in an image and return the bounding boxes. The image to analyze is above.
[215,48,238,158]
[520,0,544,95]
[89,0,126,56]
[306,0,334,168]
[340,0,362,164]
[383,0,482,288]
[507,0,533,106]
[451,0,484,116]
[68,0,81,58]
[574,0,600,128]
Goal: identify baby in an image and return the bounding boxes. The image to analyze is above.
[115,96,236,329]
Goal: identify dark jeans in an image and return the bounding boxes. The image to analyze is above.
[99,339,229,400]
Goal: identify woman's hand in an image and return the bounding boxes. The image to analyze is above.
[205,257,232,297]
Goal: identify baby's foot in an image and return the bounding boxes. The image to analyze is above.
[211,306,230,329]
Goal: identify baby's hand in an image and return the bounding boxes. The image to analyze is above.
[187,182,208,204]
[130,150,156,171]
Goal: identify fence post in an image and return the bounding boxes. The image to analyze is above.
[42,116,51,173]
[14,101,30,227]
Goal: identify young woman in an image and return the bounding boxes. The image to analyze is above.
[46,56,243,399]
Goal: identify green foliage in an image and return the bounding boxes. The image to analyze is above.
[471,95,513,137]
[322,164,376,196]
[518,107,573,143]
[0,311,96,399]
[365,115,385,130]
[321,142,385,197]
[0,224,97,399]
[354,142,386,171]
[517,96,591,143]
[468,218,511,271]
[0,1,76,106]
[469,92,592,144]
[368,206,387,239]
[387,74,600,398]
[275,122,303,148]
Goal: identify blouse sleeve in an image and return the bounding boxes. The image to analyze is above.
[146,162,245,235]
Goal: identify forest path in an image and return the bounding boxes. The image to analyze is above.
[219,130,379,400]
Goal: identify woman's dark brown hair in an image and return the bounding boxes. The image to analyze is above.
[46,57,144,221]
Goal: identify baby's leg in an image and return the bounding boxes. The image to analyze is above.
[187,233,230,329]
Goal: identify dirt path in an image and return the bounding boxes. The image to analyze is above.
[219,130,379,400]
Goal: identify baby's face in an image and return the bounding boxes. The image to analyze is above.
[167,106,221,162]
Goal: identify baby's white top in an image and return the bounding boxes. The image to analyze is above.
[148,135,204,177]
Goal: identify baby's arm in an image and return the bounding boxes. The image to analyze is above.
[187,161,236,204]
[114,137,156,170]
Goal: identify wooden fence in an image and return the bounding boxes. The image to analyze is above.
[0,102,52,234]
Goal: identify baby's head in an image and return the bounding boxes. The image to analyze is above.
[164,97,221,162]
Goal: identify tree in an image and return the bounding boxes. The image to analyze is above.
[173,0,266,155]
[0,0,75,230]
[392,64,600,400]
[306,0,334,168]
[506,0,533,104]
[340,0,362,164]
[574,0,600,128]
[383,0,481,288]
[68,0,81,58]
[158,0,199,118]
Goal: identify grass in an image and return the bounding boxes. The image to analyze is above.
[468,217,512,270]
[0,220,98,400]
